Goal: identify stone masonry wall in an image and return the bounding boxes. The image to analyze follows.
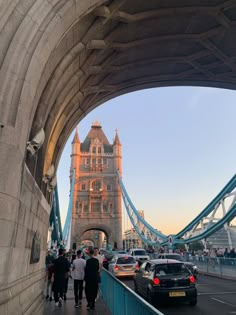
[0,165,50,315]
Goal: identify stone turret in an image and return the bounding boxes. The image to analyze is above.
[113,129,122,176]
[70,127,80,181]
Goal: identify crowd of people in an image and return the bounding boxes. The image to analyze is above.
[45,246,103,309]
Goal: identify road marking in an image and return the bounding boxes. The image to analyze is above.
[199,291,236,296]
[211,297,236,308]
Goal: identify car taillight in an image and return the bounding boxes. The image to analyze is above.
[135,264,139,270]
[153,277,160,285]
[114,265,120,271]
[189,275,195,283]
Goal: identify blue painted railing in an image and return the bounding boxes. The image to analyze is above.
[191,256,236,280]
[101,269,164,315]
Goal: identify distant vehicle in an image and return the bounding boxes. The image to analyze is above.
[129,248,150,264]
[112,250,127,255]
[157,253,198,277]
[108,255,139,277]
[134,259,197,306]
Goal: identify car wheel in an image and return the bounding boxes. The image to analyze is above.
[190,299,197,306]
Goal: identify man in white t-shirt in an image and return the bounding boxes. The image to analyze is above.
[94,247,103,272]
[72,250,86,308]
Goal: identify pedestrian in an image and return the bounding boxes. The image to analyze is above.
[94,247,103,299]
[94,247,103,272]
[63,252,72,301]
[45,250,54,271]
[72,250,86,308]
[52,248,70,307]
[84,248,99,310]
[45,260,54,301]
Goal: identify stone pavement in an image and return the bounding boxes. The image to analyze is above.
[43,280,111,315]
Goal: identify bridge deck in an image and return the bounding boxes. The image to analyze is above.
[43,280,110,315]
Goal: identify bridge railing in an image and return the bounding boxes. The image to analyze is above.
[149,253,236,279]
[101,268,164,315]
[190,256,236,279]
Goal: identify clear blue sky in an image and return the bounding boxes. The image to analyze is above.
[57,86,236,235]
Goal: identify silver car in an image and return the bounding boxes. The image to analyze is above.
[108,255,139,277]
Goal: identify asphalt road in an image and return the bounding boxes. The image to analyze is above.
[122,274,236,315]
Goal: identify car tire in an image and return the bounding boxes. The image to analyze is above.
[189,299,197,306]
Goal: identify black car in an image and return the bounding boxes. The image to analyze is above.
[134,259,197,306]
[157,253,198,277]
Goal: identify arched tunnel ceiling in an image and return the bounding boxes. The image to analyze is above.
[1,1,236,180]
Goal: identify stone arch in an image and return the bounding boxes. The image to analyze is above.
[77,223,112,245]
[1,1,236,313]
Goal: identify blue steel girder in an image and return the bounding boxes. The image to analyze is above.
[49,185,63,243]
[62,169,76,247]
[175,174,236,239]
[117,171,168,246]
[118,170,236,248]
[160,175,236,246]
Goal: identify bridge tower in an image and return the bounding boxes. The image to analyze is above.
[70,121,122,249]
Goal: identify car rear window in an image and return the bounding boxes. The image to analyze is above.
[134,250,147,256]
[164,255,184,261]
[155,263,189,276]
[117,257,136,264]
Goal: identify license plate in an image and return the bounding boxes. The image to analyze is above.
[123,265,132,269]
[169,291,186,297]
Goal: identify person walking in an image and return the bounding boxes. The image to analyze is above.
[52,248,70,307]
[45,260,54,301]
[72,250,86,308]
[94,247,103,300]
[84,248,99,310]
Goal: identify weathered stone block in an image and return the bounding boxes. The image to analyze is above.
[0,193,19,223]
[0,219,17,247]
[0,247,12,286]
[0,142,23,198]
[15,224,27,248]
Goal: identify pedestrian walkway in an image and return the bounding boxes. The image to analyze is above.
[43,280,110,315]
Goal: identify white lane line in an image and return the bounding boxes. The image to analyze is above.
[199,291,236,295]
[211,297,236,308]
[228,312,236,314]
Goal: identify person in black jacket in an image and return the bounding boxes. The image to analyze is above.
[52,248,70,307]
[84,248,99,309]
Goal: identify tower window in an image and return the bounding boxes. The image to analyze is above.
[103,204,108,212]
[98,147,102,154]
[81,184,86,190]
[92,146,96,154]
[107,184,112,191]
[92,158,96,165]
[92,180,102,191]
[98,158,102,164]
[86,158,90,164]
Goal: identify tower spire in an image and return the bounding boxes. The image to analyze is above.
[72,126,80,144]
[113,128,121,145]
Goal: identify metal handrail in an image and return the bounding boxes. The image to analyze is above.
[101,268,164,315]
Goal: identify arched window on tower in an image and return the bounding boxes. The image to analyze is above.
[92,146,96,154]
[92,180,102,191]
